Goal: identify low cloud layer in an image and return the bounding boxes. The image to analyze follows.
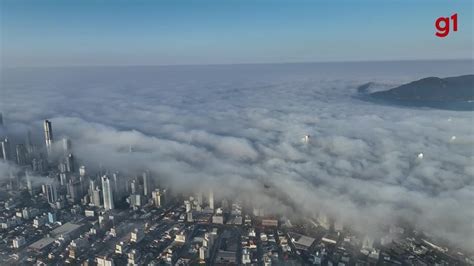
[0,61,473,251]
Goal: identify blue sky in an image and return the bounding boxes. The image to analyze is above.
[1,0,472,66]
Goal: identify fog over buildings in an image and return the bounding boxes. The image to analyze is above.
[0,60,473,252]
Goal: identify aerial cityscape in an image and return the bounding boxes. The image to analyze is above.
[1,0,473,265]
[0,108,472,265]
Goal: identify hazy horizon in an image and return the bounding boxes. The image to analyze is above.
[1,0,472,67]
[2,58,473,70]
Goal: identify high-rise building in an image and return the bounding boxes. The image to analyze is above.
[1,137,10,161]
[45,183,58,204]
[79,166,86,177]
[68,179,82,203]
[66,153,75,172]
[0,112,3,126]
[26,172,34,195]
[79,175,88,198]
[43,120,53,155]
[32,157,47,173]
[128,194,143,208]
[130,179,137,195]
[25,130,33,152]
[152,189,162,207]
[209,189,214,210]
[112,172,123,200]
[62,138,71,154]
[48,212,57,223]
[89,179,101,206]
[142,171,151,197]
[16,144,28,165]
[92,188,102,207]
[197,191,203,207]
[101,175,114,211]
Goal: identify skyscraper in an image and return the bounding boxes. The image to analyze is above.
[1,137,11,161]
[89,180,102,207]
[112,172,123,200]
[25,171,32,195]
[130,179,137,195]
[16,144,27,165]
[79,166,86,177]
[32,157,47,173]
[26,130,32,150]
[45,183,58,204]
[43,120,53,155]
[62,138,71,154]
[142,171,152,197]
[66,153,75,172]
[197,191,203,207]
[68,179,82,203]
[152,189,162,207]
[209,189,214,210]
[101,175,114,211]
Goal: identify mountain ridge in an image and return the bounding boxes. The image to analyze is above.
[370,75,474,102]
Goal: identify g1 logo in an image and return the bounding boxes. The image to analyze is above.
[435,13,458,38]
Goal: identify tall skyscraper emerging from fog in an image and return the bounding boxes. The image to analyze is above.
[112,172,123,200]
[209,189,214,210]
[43,120,53,155]
[26,130,34,154]
[62,138,71,154]
[142,171,151,197]
[101,175,114,211]
[66,153,75,172]
[46,183,58,204]
[1,137,11,161]
[16,144,27,165]
[79,166,86,177]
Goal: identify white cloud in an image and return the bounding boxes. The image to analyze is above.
[0,62,473,251]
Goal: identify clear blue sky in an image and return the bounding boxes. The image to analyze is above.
[1,0,472,67]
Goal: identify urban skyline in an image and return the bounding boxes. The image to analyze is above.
[0,79,473,264]
[0,1,473,265]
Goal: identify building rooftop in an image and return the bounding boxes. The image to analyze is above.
[29,237,55,251]
[51,222,82,237]
[288,232,315,250]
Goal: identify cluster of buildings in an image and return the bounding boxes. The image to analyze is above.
[0,114,472,265]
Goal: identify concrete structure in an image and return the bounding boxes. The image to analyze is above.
[152,189,162,207]
[43,120,53,155]
[208,189,214,210]
[66,153,75,172]
[1,137,10,161]
[131,228,144,243]
[12,236,26,248]
[97,255,114,266]
[62,138,71,153]
[16,144,27,165]
[79,165,86,177]
[101,175,114,211]
[142,171,151,197]
[45,183,58,204]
